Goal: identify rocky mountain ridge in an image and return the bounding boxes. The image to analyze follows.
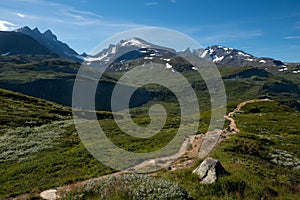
[15,26,83,62]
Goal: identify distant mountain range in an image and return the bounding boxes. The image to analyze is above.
[0,26,299,73]
[84,37,293,71]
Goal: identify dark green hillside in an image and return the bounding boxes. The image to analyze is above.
[1,53,299,112]
[0,88,70,128]
[219,66,300,111]
[0,56,160,111]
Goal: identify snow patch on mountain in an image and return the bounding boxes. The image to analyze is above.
[259,60,266,63]
[85,56,106,62]
[111,47,117,54]
[213,55,224,62]
[161,58,171,62]
[292,70,300,74]
[166,63,173,69]
[144,57,154,60]
[237,52,251,57]
[223,47,233,51]
[200,50,209,58]
[1,52,10,56]
[140,50,148,54]
[279,67,288,72]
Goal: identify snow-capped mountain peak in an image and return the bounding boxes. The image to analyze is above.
[198,45,256,63]
[196,45,286,67]
[206,45,254,59]
[118,37,151,48]
[85,37,176,66]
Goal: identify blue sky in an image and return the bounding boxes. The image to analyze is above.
[0,0,300,62]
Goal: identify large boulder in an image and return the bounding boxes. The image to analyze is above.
[193,157,227,184]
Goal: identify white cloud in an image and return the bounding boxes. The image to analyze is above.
[284,36,300,39]
[61,7,103,21]
[0,0,143,53]
[146,2,159,6]
[169,0,176,3]
[1,0,141,29]
[17,13,25,18]
[0,20,15,31]
[8,0,103,22]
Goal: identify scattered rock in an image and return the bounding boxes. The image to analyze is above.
[193,157,227,184]
[40,189,59,200]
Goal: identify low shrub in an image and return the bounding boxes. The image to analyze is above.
[63,174,190,200]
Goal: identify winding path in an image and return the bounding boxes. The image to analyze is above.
[225,99,273,133]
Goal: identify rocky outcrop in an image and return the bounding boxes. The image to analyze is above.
[193,157,227,184]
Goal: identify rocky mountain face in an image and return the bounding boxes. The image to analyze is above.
[0,31,53,55]
[85,38,176,67]
[15,26,82,62]
[197,45,286,67]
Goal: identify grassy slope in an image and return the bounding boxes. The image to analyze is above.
[0,89,114,198]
